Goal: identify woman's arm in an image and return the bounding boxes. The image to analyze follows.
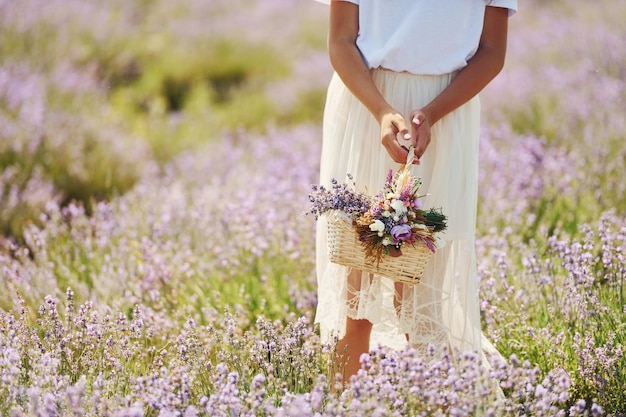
[411,6,510,159]
[328,1,415,164]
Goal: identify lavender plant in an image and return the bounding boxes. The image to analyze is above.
[1,0,625,415]
[476,212,626,413]
[307,175,371,221]
[0,290,601,416]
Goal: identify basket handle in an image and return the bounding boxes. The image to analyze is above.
[405,146,415,165]
[398,146,415,173]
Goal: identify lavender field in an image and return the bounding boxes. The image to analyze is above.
[1,0,625,415]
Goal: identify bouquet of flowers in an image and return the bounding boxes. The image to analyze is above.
[308,148,447,283]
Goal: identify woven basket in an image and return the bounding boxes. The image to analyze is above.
[326,211,433,285]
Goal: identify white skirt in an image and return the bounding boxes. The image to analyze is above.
[315,69,485,355]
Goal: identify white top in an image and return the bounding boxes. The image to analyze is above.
[317,0,517,75]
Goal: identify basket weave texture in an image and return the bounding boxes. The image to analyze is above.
[326,211,433,285]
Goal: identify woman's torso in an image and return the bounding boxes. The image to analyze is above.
[352,0,511,75]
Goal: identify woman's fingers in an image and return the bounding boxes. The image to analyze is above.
[410,110,431,160]
[380,110,420,164]
[382,133,419,164]
[381,131,407,163]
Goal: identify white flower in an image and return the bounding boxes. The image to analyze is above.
[369,219,385,233]
[390,199,407,214]
[382,237,391,246]
[382,210,391,218]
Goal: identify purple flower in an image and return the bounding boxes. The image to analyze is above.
[384,169,394,190]
[390,224,412,242]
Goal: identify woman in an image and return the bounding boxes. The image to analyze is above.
[315,0,517,381]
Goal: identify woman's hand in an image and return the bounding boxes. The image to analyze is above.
[379,108,419,164]
[380,107,433,165]
[409,109,433,161]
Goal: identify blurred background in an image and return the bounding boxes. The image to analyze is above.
[2,0,625,240]
[0,0,332,238]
